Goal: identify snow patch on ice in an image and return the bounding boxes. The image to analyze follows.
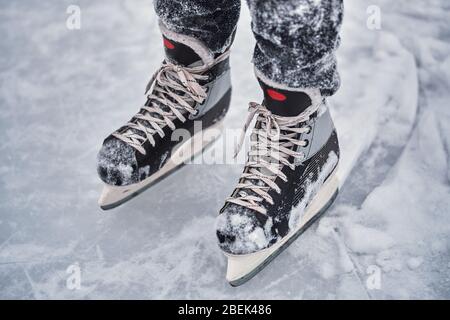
[1,0,450,299]
[0,242,77,263]
[138,165,150,178]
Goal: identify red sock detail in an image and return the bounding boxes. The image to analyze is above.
[267,89,287,102]
[163,38,175,50]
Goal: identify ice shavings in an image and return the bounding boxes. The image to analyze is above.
[217,150,338,256]
[155,0,240,54]
[138,165,150,179]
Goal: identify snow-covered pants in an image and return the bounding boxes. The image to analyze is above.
[154,0,343,96]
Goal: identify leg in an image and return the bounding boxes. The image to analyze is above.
[247,0,343,95]
[154,0,241,53]
[216,0,343,286]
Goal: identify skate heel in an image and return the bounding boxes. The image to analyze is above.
[225,167,339,287]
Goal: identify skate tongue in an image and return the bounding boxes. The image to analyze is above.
[162,35,203,67]
[258,79,312,117]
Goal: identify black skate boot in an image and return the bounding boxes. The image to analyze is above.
[216,76,340,286]
[97,23,233,210]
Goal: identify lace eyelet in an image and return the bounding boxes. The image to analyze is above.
[303,139,310,147]
[305,126,312,134]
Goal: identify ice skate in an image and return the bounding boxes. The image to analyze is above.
[216,76,340,286]
[97,24,232,210]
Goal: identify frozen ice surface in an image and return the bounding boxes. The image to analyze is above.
[0,0,449,299]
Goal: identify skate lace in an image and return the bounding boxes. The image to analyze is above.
[226,102,319,215]
[113,51,230,155]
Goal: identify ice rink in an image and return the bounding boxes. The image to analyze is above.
[0,0,449,299]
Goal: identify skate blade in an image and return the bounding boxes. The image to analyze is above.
[98,121,224,210]
[225,169,339,287]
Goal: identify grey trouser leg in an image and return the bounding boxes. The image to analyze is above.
[247,0,343,95]
[155,0,343,95]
